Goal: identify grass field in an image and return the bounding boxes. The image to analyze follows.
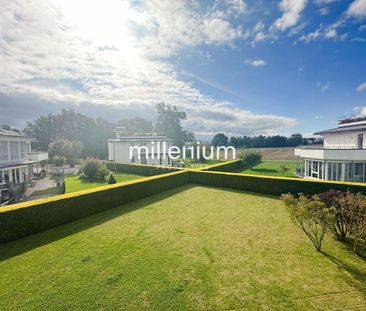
[1,185,366,310]
[237,160,300,178]
[65,173,144,193]
[182,159,224,169]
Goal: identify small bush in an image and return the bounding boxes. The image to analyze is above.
[239,150,262,168]
[108,174,117,184]
[82,158,109,179]
[281,193,328,252]
[279,165,290,176]
[52,155,66,167]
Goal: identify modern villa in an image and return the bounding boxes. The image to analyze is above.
[295,117,366,182]
[108,127,173,165]
[0,129,48,202]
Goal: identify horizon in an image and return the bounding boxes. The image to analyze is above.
[1,0,366,138]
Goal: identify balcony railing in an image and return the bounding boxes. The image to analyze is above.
[295,146,366,161]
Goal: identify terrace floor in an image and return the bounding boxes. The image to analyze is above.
[1,185,366,310]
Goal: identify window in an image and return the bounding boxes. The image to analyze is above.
[0,141,8,162]
[354,163,364,182]
[358,134,364,149]
[10,141,19,161]
[319,162,323,179]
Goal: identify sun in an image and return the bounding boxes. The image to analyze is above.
[55,0,140,65]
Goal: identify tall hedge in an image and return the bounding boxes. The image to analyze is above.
[0,171,189,243]
[202,160,243,172]
[189,171,366,196]
[105,161,182,176]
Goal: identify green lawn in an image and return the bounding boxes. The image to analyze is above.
[1,185,366,310]
[237,160,300,177]
[65,173,144,193]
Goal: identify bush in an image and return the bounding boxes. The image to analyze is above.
[52,155,66,167]
[281,193,328,252]
[108,174,117,184]
[317,190,351,241]
[239,150,262,168]
[82,158,109,179]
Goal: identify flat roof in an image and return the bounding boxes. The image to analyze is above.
[314,124,366,135]
[110,136,173,142]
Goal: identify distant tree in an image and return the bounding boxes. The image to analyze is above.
[24,109,114,158]
[48,137,83,167]
[1,125,21,133]
[117,117,153,133]
[154,103,189,148]
[108,174,117,184]
[239,150,262,168]
[211,133,228,147]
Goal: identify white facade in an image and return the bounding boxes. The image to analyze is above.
[295,119,366,182]
[0,129,48,187]
[108,129,173,165]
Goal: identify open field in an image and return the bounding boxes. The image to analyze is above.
[236,160,300,178]
[183,159,224,169]
[219,147,300,161]
[65,173,145,193]
[1,185,366,310]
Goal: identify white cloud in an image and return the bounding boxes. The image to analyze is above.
[356,82,366,91]
[354,106,366,116]
[314,0,340,5]
[225,0,248,17]
[245,58,267,67]
[319,7,329,15]
[347,0,366,19]
[0,0,296,136]
[271,0,308,31]
[359,24,366,31]
[317,81,331,91]
[297,20,347,42]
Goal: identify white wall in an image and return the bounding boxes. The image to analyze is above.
[108,139,172,165]
[323,132,366,149]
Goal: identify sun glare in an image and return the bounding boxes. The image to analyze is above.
[55,0,140,65]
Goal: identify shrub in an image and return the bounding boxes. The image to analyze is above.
[239,150,262,168]
[108,174,117,184]
[279,165,290,176]
[52,155,66,167]
[317,190,351,241]
[82,158,109,179]
[281,193,328,252]
[346,193,366,254]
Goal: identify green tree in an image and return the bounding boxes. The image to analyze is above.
[211,133,228,147]
[48,137,83,167]
[117,117,153,133]
[154,103,193,147]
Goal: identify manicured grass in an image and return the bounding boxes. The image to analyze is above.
[65,173,144,193]
[1,185,366,310]
[237,160,300,177]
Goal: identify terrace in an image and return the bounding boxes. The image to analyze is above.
[1,160,366,310]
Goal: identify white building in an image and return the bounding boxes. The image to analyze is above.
[0,129,48,191]
[108,128,173,165]
[295,118,366,182]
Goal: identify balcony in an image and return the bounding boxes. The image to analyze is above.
[295,146,366,161]
[28,151,49,162]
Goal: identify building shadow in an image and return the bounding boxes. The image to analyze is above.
[0,184,195,262]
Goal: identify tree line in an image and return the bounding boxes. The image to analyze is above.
[211,133,322,148]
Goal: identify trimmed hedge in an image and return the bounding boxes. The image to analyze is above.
[0,171,189,243]
[189,171,366,196]
[105,161,182,176]
[202,160,243,172]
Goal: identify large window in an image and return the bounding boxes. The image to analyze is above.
[0,141,8,162]
[10,141,19,161]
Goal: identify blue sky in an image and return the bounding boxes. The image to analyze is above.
[0,0,366,138]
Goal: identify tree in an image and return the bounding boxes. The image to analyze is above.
[211,133,228,147]
[117,117,153,133]
[24,109,114,158]
[281,193,328,252]
[239,150,262,168]
[154,103,190,148]
[48,137,83,167]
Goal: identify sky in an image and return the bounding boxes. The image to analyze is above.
[0,0,366,139]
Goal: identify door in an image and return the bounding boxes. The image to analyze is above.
[358,134,363,149]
